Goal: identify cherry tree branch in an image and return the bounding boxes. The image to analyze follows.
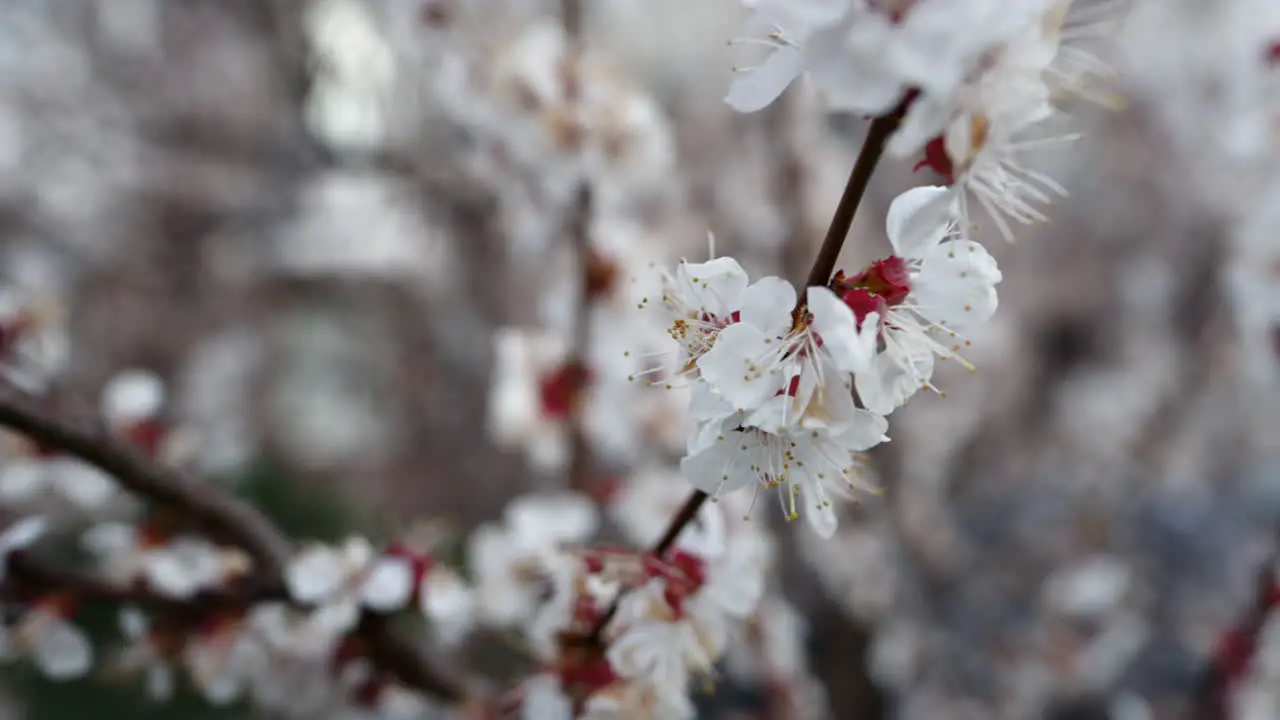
[0,377,291,576]
[0,376,472,703]
[562,0,594,494]
[654,108,906,551]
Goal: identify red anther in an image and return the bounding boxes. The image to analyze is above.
[583,555,605,574]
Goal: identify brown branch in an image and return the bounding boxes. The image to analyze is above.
[565,183,595,494]
[0,377,472,703]
[0,376,290,577]
[804,110,902,290]
[562,0,593,494]
[562,0,584,43]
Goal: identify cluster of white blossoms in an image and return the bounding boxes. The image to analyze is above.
[729,0,1121,239]
[649,186,1000,538]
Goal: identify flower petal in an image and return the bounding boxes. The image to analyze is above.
[697,322,778,412]
[737,276,797,336]
[360,556,415,611]
[808,286,876,373]
[886,186,955,259]
[726,46,806,113]
[33,622,92,680]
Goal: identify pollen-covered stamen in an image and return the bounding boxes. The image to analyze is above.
[538,362,592,419]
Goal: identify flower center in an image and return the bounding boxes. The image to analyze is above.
[834,255,912,322]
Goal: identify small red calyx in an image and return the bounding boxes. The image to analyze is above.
[914,136,955,184]
[36,592,79,619]
[840,289,886,330]
[331,634,368,675]
[585,249,620,299]
[558,651,617,701]
[832,256,911,323]
[644,550,708,619]
[352,676,389,708]
[862,257,911,305]
[871,0,915,23]
[420,1,451,28]
[538,362,592,419]
[122,420,166,457]
[1214,627,1256,685]
[385,544,435,584]
[779,374,802,398]
[0,313,31,359]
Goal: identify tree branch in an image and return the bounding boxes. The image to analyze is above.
[0,376,291,576]
[0,376,472,703]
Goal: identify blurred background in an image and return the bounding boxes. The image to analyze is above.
[0,0,1277,718]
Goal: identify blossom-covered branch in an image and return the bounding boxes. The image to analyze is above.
[0,374,473,708]
[0,375,291,577]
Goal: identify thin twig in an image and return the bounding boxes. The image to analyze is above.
[562,0,583,43]
[804,111,902,290]
[562,0,594,494]
[565,182,595,493]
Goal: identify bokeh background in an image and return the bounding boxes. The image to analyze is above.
[0,0,1277,718]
